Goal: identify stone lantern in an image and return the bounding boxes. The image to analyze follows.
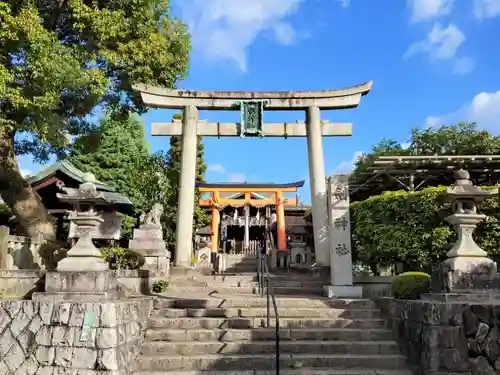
[34,173,119,301]
[57,173,108,271]
[432,169,499,294]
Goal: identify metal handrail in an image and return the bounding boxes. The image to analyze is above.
[258,253,280,375]
[256,208,280,375]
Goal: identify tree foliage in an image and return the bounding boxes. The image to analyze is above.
[351,185,500,275]
[68,113,171,239]
[0,0,190,237]
[69,113,151,209]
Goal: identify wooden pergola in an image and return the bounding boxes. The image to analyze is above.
[349,155,500,202]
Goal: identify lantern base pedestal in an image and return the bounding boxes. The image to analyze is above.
[431,257,500,294]
[32,270,121,301]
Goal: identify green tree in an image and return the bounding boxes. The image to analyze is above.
[163,113,209,253]
[0,1,190,238]
[69,113,174,239]
[351,185,500,275]
[69,113,151,209]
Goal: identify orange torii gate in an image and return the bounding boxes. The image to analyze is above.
[197,181,304,255]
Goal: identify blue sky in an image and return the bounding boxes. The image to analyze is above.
[17,0,500,203]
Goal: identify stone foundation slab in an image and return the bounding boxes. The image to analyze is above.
[323,285,363,298]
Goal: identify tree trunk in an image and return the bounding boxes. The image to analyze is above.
[0,130,56,241]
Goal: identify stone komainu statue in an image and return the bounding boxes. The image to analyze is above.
[140,203,163,227]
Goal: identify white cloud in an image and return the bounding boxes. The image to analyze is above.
[207,164,226,174]
[20,169,32,178]
[175,0,304,71]
[452,56,475,75]
[333,151,364,174]
[404,23,473,74]
[474,0,500,19]
[226,173,247,183]
[338,0,350,8]
[273,22,296,45]
[401,141,412,149]
[207,163,247,182]
[405,23,464,60]
[408,0,454,23]
[424,90,500,132]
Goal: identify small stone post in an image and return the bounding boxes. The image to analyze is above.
[0,226,9,269]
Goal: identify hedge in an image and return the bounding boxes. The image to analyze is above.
[351,186,500,275]
[392,271,431,299]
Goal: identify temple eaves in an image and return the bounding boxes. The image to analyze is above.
[132,81,373,110]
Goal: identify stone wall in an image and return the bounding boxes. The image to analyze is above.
[0,298,153,374]
[379,297,500,375]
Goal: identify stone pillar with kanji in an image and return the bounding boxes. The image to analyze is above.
[324,174,362,298]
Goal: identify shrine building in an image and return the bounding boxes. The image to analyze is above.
[197,181,312,256]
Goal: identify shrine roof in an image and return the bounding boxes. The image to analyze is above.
[284,204,311,211]
[99,191,133,206]
[225,192,268,200]
[56,189,133,207]
[28,160,115,192]
[197,181,305,189]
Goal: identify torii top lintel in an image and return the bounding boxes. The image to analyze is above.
[197,180,305,193]
[132,81,373,110]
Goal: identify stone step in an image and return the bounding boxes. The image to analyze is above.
[225,262,257,268]
[145,327,394,342]
[260,286,323,296]
[154,297,375,309]
[140,340,400,356]
[133,369,413,375]
[164,286,323,296]
[224,267,257,272]
[147,327,392,342]
[147,317,386,330]
[175,276,328,288]
[135,353,408,371]
[150,307,381,319]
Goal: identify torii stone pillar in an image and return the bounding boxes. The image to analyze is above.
[306,106,329,267]
[133,82,373,269]
[175,105,198,267]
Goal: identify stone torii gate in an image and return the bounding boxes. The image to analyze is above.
[133,82,373,269]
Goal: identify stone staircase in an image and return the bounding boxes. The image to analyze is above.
[223,254,259,274]
[133,270,410,375]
